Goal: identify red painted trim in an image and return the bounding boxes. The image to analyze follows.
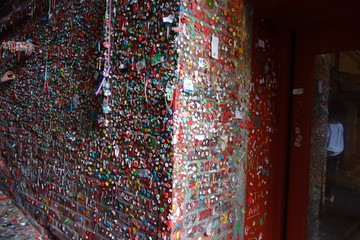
[287,19,360,240]
[271,28,293,240]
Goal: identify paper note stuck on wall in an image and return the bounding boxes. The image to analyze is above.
[211,35,219,59]
[183,78,194,93]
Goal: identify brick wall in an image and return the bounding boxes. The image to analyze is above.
[94,0,180,238]
[0,0,282,239]
[170,0,252,239]
[0,1,111,239]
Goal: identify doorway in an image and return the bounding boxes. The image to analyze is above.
[285,20,360,240]
[308,52,360,239]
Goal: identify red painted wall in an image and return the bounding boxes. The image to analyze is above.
[244,15,292,240]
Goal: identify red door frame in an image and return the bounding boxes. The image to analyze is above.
[286,19,360,240]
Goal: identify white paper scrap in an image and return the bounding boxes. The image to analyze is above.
[211,35,219,59]
[183,78,194,93]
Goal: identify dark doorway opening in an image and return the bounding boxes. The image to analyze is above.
[312,51,360,240]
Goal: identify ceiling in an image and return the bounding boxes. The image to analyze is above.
[250,0,360,31]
